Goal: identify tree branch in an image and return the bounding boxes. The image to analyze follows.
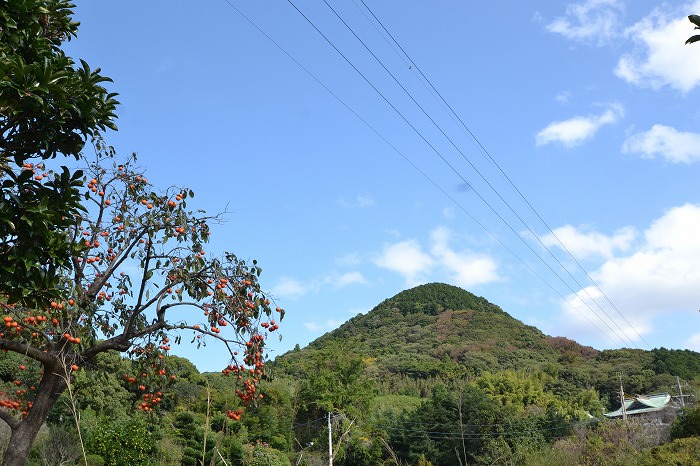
[83,225,147,303]
[134,238,153,309]
[0,409,20,430]
[80,317,172,361]
[0,339,56,366]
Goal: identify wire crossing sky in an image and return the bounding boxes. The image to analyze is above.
[66,0,700,370]
[282,0,645,348]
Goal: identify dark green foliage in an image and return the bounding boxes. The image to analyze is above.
[11,283,699,465]
[372,282,505,317]
[671,406,700,439]
[387,384,506,466]
[269,283,700,465]
[242,442,291,466]
[168,356,206,410]
[0,158,86,307]
[688,15,700,44]
[71,353,133,418]
[84,454,105,466]
[173,411,217,465]
[291,351,375,451]
[85,417,156,466]
[336,435,383,466]
[637,436,700,465]
[651,348,700,381]
[0,0,118,162]
[0,0,119,307]
[226,437,245,465]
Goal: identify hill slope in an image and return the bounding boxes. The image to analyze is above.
[276,283,593,377]
[274,283,700,405]
[260,284,700,466]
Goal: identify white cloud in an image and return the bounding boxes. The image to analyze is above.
[546,0,624,45]
[536,104,623,147]
[622,124,700,164]
[442,207,455,219]
[373,227,500,288]
[430,227,499,287]
[685,333,700,352]
[374,239,434,286]
[540,224,637,259]
[272,270,366,300]
[560,286,652,346]
[555,90,572,104]
[335,253,361,267]
[558,204,700,345]
[615,3,700,92]
[271,277,311,299]
[332,271,367,287]
[304,319,345,332]
[338,194,375,208]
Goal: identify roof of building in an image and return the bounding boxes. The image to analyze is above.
[604,392,673,418]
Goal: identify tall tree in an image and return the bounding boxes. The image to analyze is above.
[1,0,118,307]
[0,2,282,464]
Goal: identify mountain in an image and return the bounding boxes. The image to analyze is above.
[276,283,594,377]
[273,283,700,404]
[264,283,700,465]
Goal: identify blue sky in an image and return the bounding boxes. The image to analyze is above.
[65,0,700,371]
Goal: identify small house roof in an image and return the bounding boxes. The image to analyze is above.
[604,393,673,418]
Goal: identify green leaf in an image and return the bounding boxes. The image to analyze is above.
[687,34,700,44]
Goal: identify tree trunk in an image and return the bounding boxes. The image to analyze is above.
[2,371,66,466]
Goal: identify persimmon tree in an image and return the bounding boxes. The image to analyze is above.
[0,142,283,466]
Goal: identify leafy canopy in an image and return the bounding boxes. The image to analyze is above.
[1,0,119,308]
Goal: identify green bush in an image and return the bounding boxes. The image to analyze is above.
[243,442,292,466]
[85,454,106,466]
[637,436,700,465]
[85,418,156,466]
[671,407,700,439]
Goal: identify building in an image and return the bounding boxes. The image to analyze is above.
[604,393,674,419]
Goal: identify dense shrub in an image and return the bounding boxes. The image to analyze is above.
[671,406,700,439]
[85,418,156,466]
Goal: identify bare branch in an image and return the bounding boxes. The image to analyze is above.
[134,237,154,309]
[84,225,147,302]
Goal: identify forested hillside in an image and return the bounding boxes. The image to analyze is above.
[276,283,700,407]
[3,283,700,465]
[264,283,700,465]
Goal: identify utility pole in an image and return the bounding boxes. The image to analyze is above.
[677,376,686,408]
[618,372,627,421]
[672,376,693,407]
[328,412,333,466]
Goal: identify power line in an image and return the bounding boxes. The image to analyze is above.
[219,0,637,348]
[291,415,599,441]
[283,0,637,348]
[353,0,651,349]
